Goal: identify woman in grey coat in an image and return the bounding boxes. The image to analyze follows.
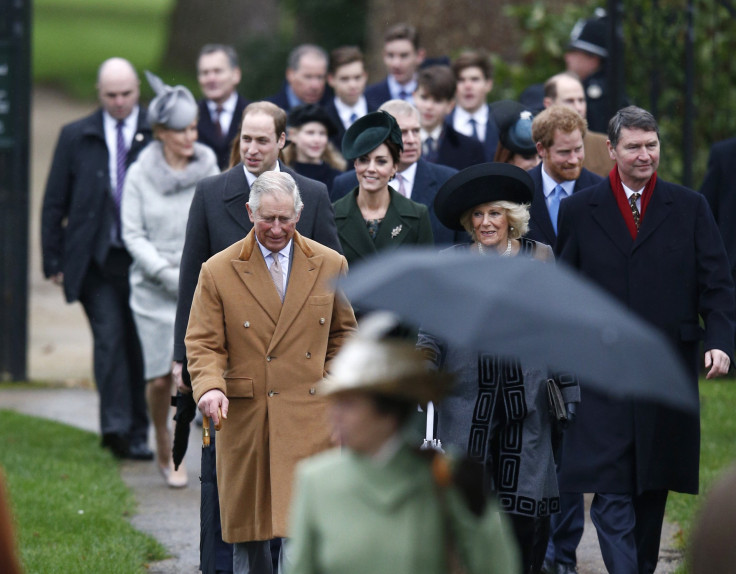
[122,72,218,487]
[417,163,579,574]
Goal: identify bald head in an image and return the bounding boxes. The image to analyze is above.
[97,58,140,120]
[543,72,587,119]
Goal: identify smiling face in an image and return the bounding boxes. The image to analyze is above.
[291,121,328,164]
[455,66,493,114]
[608,127,660,190]
[158,120,198,165]
[470,201,510,251]
[354,143,398,195]
[328,60,368,107]
[246,191,300,252]
[239,112,286,175]
[197,50,241,104]
[538,128,584,183]
[383,39,423,85]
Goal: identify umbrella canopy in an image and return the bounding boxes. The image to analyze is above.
[339,247,697,413]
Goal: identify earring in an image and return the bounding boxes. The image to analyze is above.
[509,226,514,230]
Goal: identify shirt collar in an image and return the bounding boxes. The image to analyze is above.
[541,165,576,198]
[255,234,293,262]
[334,96,367,123]
[389,161,418,192]
[244,162,281,187]
[454,103,488,125]
[622,181,645,200]
[421,125,443,142]
[207,91,238,114]
[103,107,139,131]
[387,75,417,99]
[286,84,304,109]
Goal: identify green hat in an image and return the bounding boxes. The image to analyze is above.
[433,162,534,231]
[341,110,403,161]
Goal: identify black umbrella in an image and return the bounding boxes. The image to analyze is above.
[172,390,196,469]
[339,247,697,412]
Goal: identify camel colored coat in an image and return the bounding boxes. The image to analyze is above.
[186,230,357,543]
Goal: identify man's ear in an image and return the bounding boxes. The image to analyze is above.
[246,203,255,223]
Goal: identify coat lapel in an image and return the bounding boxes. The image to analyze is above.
[590,180,634,256]
[632,180,673,252]
[222,164,252,231]
[335,192,378,260]
[529,166,556,245]
[268,233,321,353]
[230,231,282,325]
[373,190,421,249]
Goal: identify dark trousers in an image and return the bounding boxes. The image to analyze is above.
[78,247,148,444]
[508,513,551,574]
[544,492,585,567]
[590,490,668,574]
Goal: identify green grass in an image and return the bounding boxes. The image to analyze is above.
[0,410,167,573]
[33,0,175,99]
[665,379,736,572]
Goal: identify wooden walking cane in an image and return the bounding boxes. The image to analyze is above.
[202,409,223,447]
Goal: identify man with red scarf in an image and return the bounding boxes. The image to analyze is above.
[554,106,734,574]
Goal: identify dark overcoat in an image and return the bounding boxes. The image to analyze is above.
[173,162,341,362]
[526,164,602,248]
[330,159,464,246]
[41,108,152,302]
[333,187,434,265]
[432,124,486,171]
[446,105,500,162]
[555,176,734,494]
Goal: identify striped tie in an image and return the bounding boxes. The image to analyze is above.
[115,120,127,240]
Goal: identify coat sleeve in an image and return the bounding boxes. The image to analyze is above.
[417,205,435,246]
[310,182,343,254]
[41,125,75,278]
[554,196,580,269]
[174,180,213,362]
[121,163,175,290]
[324,256,358,374]
[185,262,228,402]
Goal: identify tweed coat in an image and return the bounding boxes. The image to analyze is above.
[289,443,520,574]
[582,130,616,178]
[186,230,357,542]
[555,176,734,494]
[41,107,152,302]
[333,187,434,265]
[121,141,219,379]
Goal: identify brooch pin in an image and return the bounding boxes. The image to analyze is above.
[391,225,402,238]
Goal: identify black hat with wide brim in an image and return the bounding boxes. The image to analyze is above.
[433,162,534,231]
[288,104,340,139]
[341,110,403,161]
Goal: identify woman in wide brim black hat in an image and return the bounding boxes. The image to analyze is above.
[491,100,541,171]
[421,162,580,574]
[281,104,346,190]
[332,110,434,265]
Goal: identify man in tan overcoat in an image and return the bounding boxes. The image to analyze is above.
[186,171,357,574]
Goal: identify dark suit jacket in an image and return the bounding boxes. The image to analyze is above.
[197,94,249,170]
[701,137,736,277]
[333,187,434,265]
[265,82,333,113]
[526,164,602,248]
[324,98,378,151]
[330,159,465,245]
[429,124,486,171]
[555,176,734,495]
[446,105,500,162]
[364,79,393,111]
[41,107,152,302]
[173,162,341,362]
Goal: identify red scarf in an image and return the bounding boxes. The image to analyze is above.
[609,166,657,239]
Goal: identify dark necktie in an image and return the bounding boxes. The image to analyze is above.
[398,90,409,101]
[115,120,127,239]
[423,136,437,162]
[213,105,224,140]
[629,192,642,229]
[349,112,358,126]
[469,117,480,141]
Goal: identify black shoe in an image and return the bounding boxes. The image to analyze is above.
[555,563,577,574]
[127,442,154,461]
[101,433,130,459]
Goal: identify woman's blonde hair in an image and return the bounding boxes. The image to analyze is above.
[281,126,347,171]
[459,200,530,241]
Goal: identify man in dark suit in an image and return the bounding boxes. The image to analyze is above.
[364,23,425,109]
[413,65,485,171]
[172,101,340,573]
[331,99,465,246]
[555,106,734,574]
[196,44,250,170]
[41,58,153,460]
[701,137,736,328]
[324,45,375,150]
[447,50,500,162]
[266,45,332,113]
[527,105,601,249]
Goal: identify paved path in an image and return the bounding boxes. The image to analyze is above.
[10,87,684,573]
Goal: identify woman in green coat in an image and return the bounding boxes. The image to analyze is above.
[288,313,520,574]
[333,111,434,265]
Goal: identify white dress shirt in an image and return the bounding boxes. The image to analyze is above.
[207,91,239,136]
[387,75,417,104]
[103,107,139,192]
[452,104,489,142]
[541,166,576,211]
[622,182,645,211]
[389,162,418,199]
[334,96,368,129]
